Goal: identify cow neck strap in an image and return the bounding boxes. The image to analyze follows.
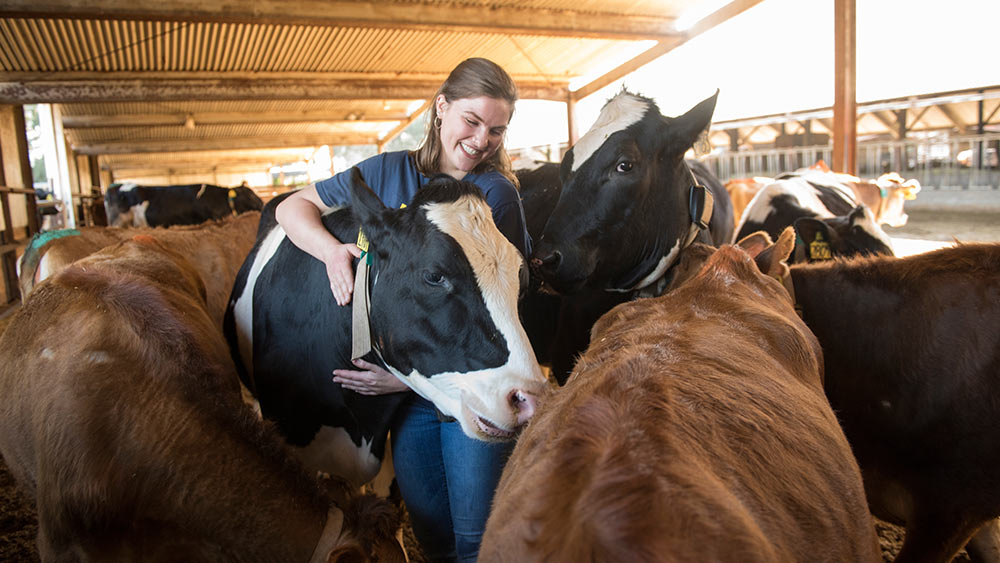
[682,184,714,249]
[351,229,374,361]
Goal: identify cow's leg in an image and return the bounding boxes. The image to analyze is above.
[965,519,1000,563]
[895,511,982,563]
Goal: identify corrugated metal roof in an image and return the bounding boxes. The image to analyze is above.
[0,0,756,183]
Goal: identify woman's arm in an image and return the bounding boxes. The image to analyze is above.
[275,184,361,306]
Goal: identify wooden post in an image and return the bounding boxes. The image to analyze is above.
[832,0,857,175]
[567,93,579,150]
[88,155,101,192]
[0,104,38,235]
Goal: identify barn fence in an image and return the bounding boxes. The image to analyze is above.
[511,134,1000,191]
[702,133,1000,190]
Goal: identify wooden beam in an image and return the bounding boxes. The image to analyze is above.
[110,164,275,177]
[62,110,414,128]
[73,134,378,155]
[934,103,967,132]
[0,0,680,41]
[571,0,764,101]
[869,110,901,139]
[377,100,431,153]
[906,106,931,129]
[832,0,857,175]
[0,77,569,104]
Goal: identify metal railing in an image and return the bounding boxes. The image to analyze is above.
[703,134,1000,189]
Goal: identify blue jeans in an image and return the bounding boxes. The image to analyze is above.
[391,395,513,563]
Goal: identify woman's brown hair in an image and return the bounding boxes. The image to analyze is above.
[412,58,520,188]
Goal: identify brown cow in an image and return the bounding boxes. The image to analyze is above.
[787,243,1000,563]
[724,176,771,229]
[481,229,880,562]
[0,236,404,562]
[17,211,260,328]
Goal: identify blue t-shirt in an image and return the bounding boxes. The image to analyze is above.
[315,151,530,257]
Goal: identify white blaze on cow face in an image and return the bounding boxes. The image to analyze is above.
[389,194,547,441]
[570,92,650,173]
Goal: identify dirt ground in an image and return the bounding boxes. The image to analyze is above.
[1,205,997,562]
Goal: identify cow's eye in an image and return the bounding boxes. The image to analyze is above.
[616,160,634,173]
[422,270,452,290]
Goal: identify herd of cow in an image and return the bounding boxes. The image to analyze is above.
[0,89,996,563]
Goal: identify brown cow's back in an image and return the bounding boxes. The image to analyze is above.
[0,237,402,562]
[481,240,880,562]
[19,211,260,328]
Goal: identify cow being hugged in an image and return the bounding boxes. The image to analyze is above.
[225,168,546,486]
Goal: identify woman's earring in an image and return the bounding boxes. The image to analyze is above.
[434,115,442,129]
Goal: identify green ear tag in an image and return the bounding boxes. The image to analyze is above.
[809,232,832,261]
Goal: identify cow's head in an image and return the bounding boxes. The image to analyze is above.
[348,169,546,441]
[231,186,265,213]
[873,173,920,227]
[531,90,718,295]
[793,205,895,262]
[104,183,145,227]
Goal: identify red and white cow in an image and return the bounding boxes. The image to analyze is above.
[17,212,260,328]
[788,242,1000,562]
[0,236,404,562]
[481,229,880,562]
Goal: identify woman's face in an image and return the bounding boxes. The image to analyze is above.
[436,95,512,179]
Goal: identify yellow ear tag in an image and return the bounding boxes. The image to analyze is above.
[356,228,369,253]
[809,232,832,261]
[228,188,237,199]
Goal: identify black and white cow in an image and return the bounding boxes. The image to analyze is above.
[105,182,263,228]
[224,169,546,486]
[735,171,895,262]
[522,91,733,384]
[531,90,733,297]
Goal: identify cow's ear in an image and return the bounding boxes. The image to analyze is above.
[735,230,773,257]
[666,90,719,150]
[793,217,837,262]
[348,167,390,240]
[753,226,796,278]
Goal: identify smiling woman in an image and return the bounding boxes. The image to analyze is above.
[271,57,531,563]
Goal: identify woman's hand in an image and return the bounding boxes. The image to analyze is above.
[333,359,410,395]
[323,242,362,306]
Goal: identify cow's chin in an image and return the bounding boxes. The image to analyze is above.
[460,401,518,443]
[393,369,521,443]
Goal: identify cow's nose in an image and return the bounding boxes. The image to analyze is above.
[530,249,561,273]
[509,389,537,425]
